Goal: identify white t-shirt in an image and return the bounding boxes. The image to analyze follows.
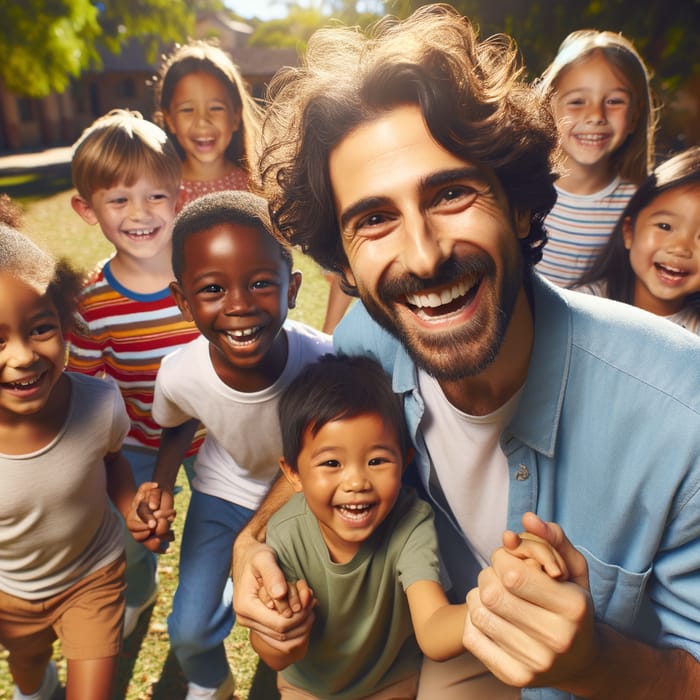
[418,370,521,567]
[153,321,332,509]
[0,373,128,599]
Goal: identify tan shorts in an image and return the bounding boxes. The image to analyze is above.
[0,555,126,661]
[278,672,419,699]
[417,653,521,700]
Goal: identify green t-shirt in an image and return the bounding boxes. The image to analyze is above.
[267,487,441,699]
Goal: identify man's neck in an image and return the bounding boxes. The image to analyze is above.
[439,288,533,416]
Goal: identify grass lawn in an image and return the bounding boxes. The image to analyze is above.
[0,181,339,700]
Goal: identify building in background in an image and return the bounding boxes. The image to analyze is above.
[0,11,298,151]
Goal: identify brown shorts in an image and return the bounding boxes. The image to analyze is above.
[0,555,126,661]
[278,672,419,699]
[417,654,521,700]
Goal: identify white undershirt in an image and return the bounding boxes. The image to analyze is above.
[418,370,521,567]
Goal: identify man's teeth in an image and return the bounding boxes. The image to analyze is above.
[406,280,470,309]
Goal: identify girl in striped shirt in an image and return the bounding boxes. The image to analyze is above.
[536,30,657,286]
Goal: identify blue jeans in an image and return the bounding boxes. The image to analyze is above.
[121,447,195,607]
[168,489,254,687]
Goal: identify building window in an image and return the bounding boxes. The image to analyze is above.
[17,98,35,123]
[118,78,136,98]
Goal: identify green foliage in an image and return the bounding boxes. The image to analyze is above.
[0,0,204,98]
[0,0,101,97]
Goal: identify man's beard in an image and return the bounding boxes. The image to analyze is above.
[356,251,521,381]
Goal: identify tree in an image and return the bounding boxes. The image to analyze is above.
[0,0,208,98]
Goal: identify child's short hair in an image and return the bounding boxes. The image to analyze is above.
[0,223,83,331]
[71,109,182,200]
[279,354,410,470]
[171,190,293,283]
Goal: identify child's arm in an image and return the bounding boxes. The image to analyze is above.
[406,581,467,661]
[149,419,199,527]
[249,580,315,670]
[406,525,577,662]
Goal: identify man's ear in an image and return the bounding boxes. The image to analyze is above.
[514,209,531,240]
[71,194,99,226]
[169,281,193,322]
[278,458,303,493]
[287,271,302,310]
[622,217,634,250]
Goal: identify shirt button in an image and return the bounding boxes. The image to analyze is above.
[515,464,530,481]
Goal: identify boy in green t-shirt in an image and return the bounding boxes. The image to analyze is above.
[252,354,584,700]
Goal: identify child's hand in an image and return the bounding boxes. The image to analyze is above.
[500,513,589,589]
[502,529,568,580]
[258,579,316,618]
[126,482,176,552]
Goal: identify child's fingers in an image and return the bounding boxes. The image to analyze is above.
[136,500,157,527]
[503,530,567,580]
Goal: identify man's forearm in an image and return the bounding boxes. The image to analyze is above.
[564,624,699,699]
[236,475,295,544]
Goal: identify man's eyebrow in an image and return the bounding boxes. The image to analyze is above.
[338,166,487,231]
[339,196,390,232]
[423,166,488,190]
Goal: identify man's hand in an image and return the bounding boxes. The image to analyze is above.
[463,514,597,690]
[232,532,315,654]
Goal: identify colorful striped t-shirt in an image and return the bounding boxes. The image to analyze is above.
[67,260,203,455]
[538,177,637,287]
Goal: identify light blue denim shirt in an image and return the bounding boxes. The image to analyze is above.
[335,273,700,699]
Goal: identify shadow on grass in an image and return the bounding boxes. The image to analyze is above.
[0,163,73,203]
[115,608,188,700]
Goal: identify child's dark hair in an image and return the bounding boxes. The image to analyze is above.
[153,40,263,175]
[576,146,700,316]
[0,223,83,332]
[279,354,410,470]
[171,190,293,283]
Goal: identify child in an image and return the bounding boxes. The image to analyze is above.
[149,190,332,700]
[535,29,657,286]
[575,146,700,334]
[0,224,170,700]
[153,40,263,212]
[253,354,584,700]
[67,109,203,637]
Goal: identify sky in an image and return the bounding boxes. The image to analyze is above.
[224,1,296,21]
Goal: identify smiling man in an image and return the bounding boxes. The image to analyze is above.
[233,5,700,699]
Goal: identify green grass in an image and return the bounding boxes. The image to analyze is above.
[0,188,336,699]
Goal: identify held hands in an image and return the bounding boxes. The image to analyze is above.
[463,512,597,690]
[232,536,316,655]
[125,482,176,553]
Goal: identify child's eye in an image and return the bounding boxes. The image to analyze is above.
[656,222,672,232]
[251,279,278,290]
[197,284,224,295]
[368,457,389,466]
[31,323,59,338]
[319,459,341,468]
[149,193,170,202]
[108,197,127,205]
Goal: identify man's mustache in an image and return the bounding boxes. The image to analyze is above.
[377,252,495,304]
